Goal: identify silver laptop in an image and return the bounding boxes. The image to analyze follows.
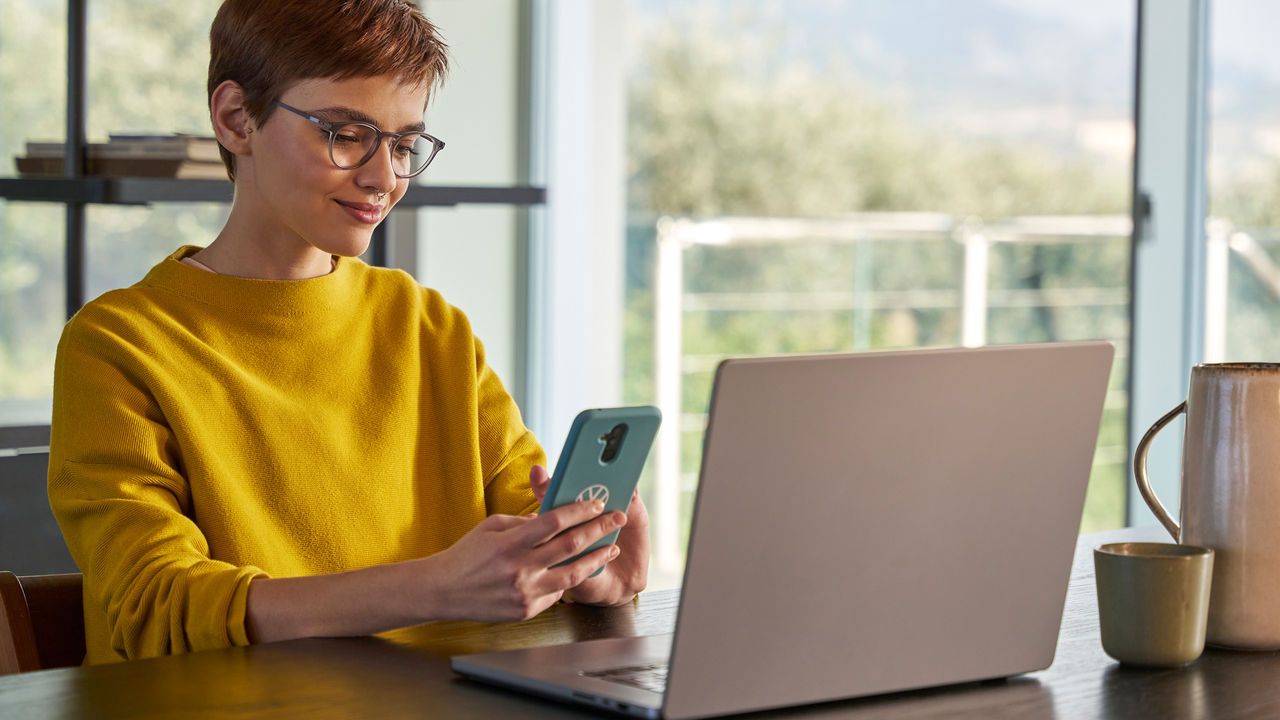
[452,342,1114,719]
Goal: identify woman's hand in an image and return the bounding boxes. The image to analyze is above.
[529,465,650,606]
[245,498,625,640]
[246,470,647,640]
[422,497,625,622]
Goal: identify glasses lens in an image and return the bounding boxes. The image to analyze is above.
[394,133,436,177]
[328,125,439,176]
[329,123,378,169]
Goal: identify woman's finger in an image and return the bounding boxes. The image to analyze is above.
[532,511,625,566]
[520,499,605,546]
[537,544,619,594]
[529,465,550,501]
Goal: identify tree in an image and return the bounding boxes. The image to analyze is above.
[622,9,1133,533]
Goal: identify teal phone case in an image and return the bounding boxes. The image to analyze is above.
[540,406,661,575]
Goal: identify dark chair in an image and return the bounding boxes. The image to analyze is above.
[0,453,79,576]
[0,572,85,674]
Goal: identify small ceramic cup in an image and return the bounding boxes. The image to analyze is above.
[1094,542,1214,667]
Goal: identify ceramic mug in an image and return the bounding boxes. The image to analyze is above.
[1135,362,1280,650]
[1094,542,1214,667]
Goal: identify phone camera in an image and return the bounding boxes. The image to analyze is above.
[598,423,629,464]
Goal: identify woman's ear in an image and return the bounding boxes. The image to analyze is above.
[210,79,254,157]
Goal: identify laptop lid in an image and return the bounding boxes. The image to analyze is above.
[662,342,1113,719]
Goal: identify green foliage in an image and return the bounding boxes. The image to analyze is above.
[627,16,1130,219]
[86,2,217,138]
[622,10,1137,533]
[1214,162,1280,229]
[1,2,69,402]
[1211,164,1280,361]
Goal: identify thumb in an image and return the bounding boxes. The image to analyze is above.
[529,464,550,500]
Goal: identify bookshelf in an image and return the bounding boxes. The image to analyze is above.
[0,0,546,320]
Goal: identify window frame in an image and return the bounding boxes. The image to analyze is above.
[536,0,1219,538]
[1126,0,1211,526]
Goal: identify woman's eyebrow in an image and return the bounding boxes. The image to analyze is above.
[311,105,427,132]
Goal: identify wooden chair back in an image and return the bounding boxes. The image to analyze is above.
[0,572,85,674]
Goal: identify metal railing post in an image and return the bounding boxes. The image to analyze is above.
[653,218,685,576]
[960,224,989,348]
[1203,219,1230,362]
[853,237,873,349]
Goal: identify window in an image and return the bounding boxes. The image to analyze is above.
[83,2,225,305]
[413,0,532,400]
[0,2,66,429]
[619,0,1138,586]
[1207,0,1280,362]
[0,0,540,442]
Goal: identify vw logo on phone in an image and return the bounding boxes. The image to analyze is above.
[576,484,610,505]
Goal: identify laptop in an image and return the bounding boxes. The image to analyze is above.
[452,342,1115,719]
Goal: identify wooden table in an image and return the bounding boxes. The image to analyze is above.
[2,527,1278,719]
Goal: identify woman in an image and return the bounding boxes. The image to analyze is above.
[47,0,648,665]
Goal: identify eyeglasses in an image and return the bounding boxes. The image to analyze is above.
[271,99,445,179]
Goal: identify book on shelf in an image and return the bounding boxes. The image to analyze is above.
[15,155,228,180]
[22,133,222,163]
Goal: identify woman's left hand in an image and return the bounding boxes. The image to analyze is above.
[529,465,650,606]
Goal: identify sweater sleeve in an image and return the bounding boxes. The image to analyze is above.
[47,316,268,662]
[472,335,547,517]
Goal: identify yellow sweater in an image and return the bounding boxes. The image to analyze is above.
[47,245,545,664]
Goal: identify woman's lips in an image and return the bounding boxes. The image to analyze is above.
[334,199,384,224]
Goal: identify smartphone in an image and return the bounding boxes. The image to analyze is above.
[540,406,662,574]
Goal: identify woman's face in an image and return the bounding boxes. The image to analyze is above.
[245,74,431,258]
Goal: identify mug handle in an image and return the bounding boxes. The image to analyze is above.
[1133,401,1186,540]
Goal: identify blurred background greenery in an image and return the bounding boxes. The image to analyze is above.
[620,3,1133,541]
[1,1,225,414]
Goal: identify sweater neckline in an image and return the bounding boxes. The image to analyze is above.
[182,253,337,275]
[141,245,361,316]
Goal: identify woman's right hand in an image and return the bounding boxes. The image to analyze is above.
[420,498,628,622]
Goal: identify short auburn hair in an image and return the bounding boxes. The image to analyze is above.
[208,0,449,181]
